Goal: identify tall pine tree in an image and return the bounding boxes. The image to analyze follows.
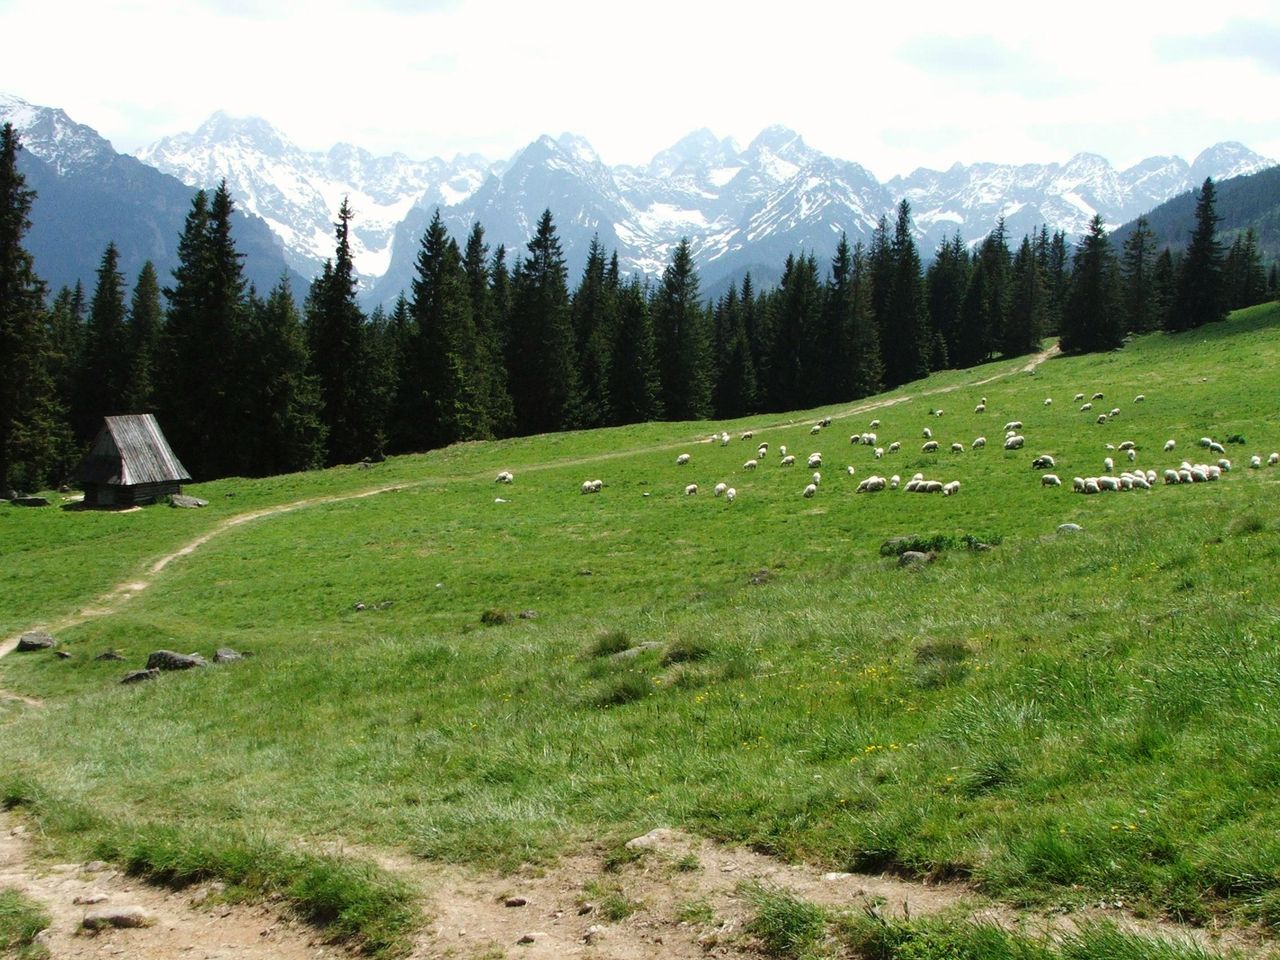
[124,261,162,413]
[1061,215,1122,353]
[75,242,131,441]
[1169,178,1226,332]
[652,239,711,420]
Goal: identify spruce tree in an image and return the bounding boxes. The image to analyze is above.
[846,241,883,399]
[306,198,372,463]
[1150,248,1177,331]
[463,223,515,437]
[1061,215,1122,353]
[711,284,757,417]
[45,285,85,450]
[926,233,969,365]
[881,200,930,386]
[1223,229,1266,309]
[508,210,581,433]
[652,239,711,420]
[570,236,617,427]
[766,252,822,410]
[1120,216,1158,333]
[76,242,131,441]
[1169,178,1226,332]
[125,261,162,413]
[610,276,662,423]
[0,123,66,492]
[1003,235,1045,357]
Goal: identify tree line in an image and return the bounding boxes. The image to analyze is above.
[2,121,1276,493]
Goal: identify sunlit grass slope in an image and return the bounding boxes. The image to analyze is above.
[2,304,1279,950]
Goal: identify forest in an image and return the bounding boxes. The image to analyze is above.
[2,121,1276,492]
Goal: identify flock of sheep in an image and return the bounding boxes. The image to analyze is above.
[490,388,1277,511]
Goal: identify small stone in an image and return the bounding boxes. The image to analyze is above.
[95,649,126,661]
[120,669,160,684]
[1057,522,1083,534]
[56,650,72,659]
[578,568,593,576]
[504,896,528,908]
[16,632,56,652]
[577,903,594,915]
[516,931,546,945]
[83,905,154,929]
[82,860,110,873]
[517,609,538,620]
[898,550,936,567]
[169,495,208,509]
[584,924,604,944]
[146,650,208,671]
[74,893,109,905]
[611,641,664,661]
[748,568,773,585]
[213,647,244,663]
[823,872,853,881]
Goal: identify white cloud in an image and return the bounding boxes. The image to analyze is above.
[2,0,1278,175]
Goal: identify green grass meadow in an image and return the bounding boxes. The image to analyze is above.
[2,304,1280,956]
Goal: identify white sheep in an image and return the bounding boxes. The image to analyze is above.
[810,424,822,435]
[741,431,754,441]
[1198,437,1213,448]
[890,474,901,489]
[847,465,856,476]
[1146,470,1157,484]
[714,482,728,497]
[495,470,514,483]
[1074,393,1085,401]
[780,445,788,457]
[1092,392,1104,400]
[820,417,832,427]
[1081,402,1093,412]
[726,487,737,502]
[780,455,796,466]
[1072,476,1085,491]
[1217,458,1231,471]
[1084,479,1100,494]
[1127,449,1136,462]
[1134,394,1145,402]
[933,408,944,417]
[1119,441,1135,450]
[581,480,595,495]
[758,446,769,461]
[1271,453,1280,466]
[1250,455,1263,468]
[812,471,822,485]
[1103,457,1114,472]
[758,441,769,455]
[807,453,823,469]
[1097,415,1109,425]
[850,434,861,445]
[922,426,933,439]
[1109,408,1121,418]
[869,419,881,429]
[744,459,759,470]
[802,483,817,498]
[685,483,699,495]
[1132,475,1151,490]
[922,480,944,493]
[975,402,986,413]
[942,480,961,496]
[1098,476,1120,492]
[912,472,925,482]
[1004,435,1025,450]
[874,447,885,459]
[922,440,939,453]
[1033,455,1055,469]
[972,436,987,449]
[904,479,920,492]
[676,453,691,465]
[720,432,731,446]
[1209,441,1226,454]
[888,441,901,453]
[865,432,877,446]
[1163,469,1180,484]
[951,442,964,453]
[1178,468,1193,484]
[1004,421,1023,432]
[1044,398,1052,406]
[1164,439,1176,452]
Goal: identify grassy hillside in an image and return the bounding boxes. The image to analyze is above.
[2,304,1280,956]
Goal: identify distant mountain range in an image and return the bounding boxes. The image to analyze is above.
[3,93,1275,306]
[0,94,304,301]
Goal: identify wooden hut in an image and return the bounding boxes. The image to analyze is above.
[76,414,192,506]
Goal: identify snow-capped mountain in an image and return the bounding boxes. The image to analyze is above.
[0,94,303,300]
[138,112,499,280]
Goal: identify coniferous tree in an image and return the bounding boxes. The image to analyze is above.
[1040,228,1071,335]
[0,123,66,492]
[711,283,758,417]
[741,273,772,404]
[820,236,853,403]
[306,198,372,464]
[1223,228,1267,309]
[609,276,662,423]
[243,278,327,474]
[1150,248,1177,331]
[956,254,992,368]
[846,241,883,399]
[1169,178,1226,332]
[1061,214,1122,353]
[1119,216,1158,334]
[463,223,515,437]
[1003,234,1045,356]
[45,285,85,447]
[125,261,162,413]
[508,210,581,433]
[652,238,711,420]
[927,233,969,365]
[76,242,131,441]
[766,252,822,410]
[881,200,930,386]
[570,236,616,427]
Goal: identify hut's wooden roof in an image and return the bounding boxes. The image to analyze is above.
[76,414,192,486]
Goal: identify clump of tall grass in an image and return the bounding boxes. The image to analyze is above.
[0,889,51,959]
[742,883,829,958]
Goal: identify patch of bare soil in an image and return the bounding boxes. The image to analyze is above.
[0,811,343,960]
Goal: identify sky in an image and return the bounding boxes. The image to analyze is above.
[3,0,1279,179]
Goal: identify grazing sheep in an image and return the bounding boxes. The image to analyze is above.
[872,446,884,459]
[720,432,731,446]
[676,453,691,465]
[922,480,945,493]
[972,436,987,449]
[758,441,769,454]
[942,480,961,496]
[950,442,963,453]
[581,480,594,494]
[889,441,901,453]
[847,465,856,476]
[1132,475,1151,489]
[1109,408,1121,418]
[1104,457,1115,472]
[1119,441,1135,450]
[758,447,769,461]
[1044,398,1053,406]
[780,445,788,457]
[1127,449,1137,462]
[1164,439,1176,452]
[821,417,833,427]
[1072,476,1086,491]
[904,479,920,492]
[1209,441,1226,454]
[922,426,933,439]
[1098,476,1120,492]
[714,482,728,497]
[1163,469,1180,484]
[807,453,823,469]
[1084,479,1100,494]
[934,409,944,417]
[802,483,817,498]
[1207,465,1222,480]
[1097,415,1108,425]
[922,440,939,453]
[1033,455,1055,469]
[869,419,881,429]
[780,455,796,466]
[1271,453,1280,465]
[912,472,925,482]
[1250,455,1262,468]
[975,403,986,413]
[1146,470,1157,484]
[812,471,822,485]
[865,432,877,446]
[495,470,514,483]
[1004,421,1023,432]
[1218,458,1231,471]
[810,424,822,435]
[1092,392,1105,400]
[890,474,901,489]
[850,434,861,445]
[1106,443,1115,450]
[726,487,737,502]
[1074,393,1085,401]
[1004,435,1025,450]
[1134,394,1145,403]
[741,431,753,440]
[1178,468,1193,483]
[1081,402,1093,411]
[1190,467,1209,483]
[744,459,759,470]
[1198,437,1213,448]
[685,483,699,496]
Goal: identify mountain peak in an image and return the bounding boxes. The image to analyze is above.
[1190,141,1276,182]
